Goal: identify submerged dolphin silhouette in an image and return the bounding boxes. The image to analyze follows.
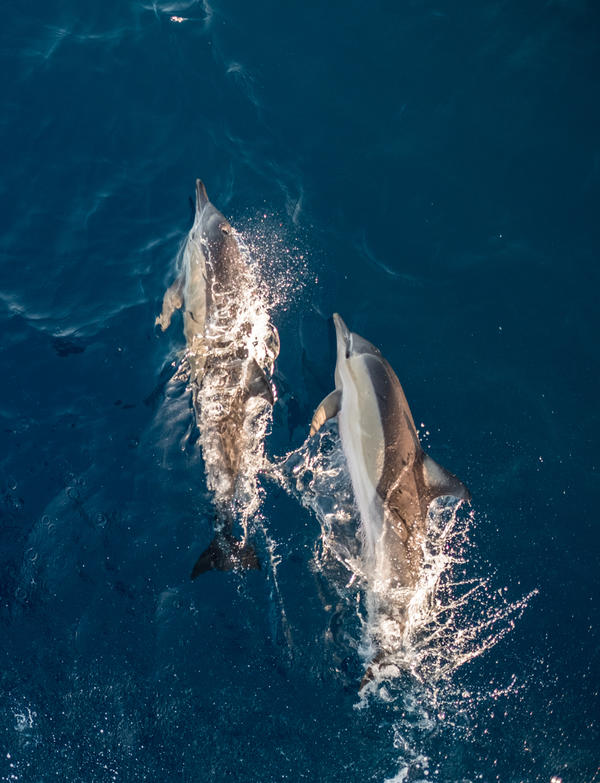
[156,180,279,578]
[310,313,470,687]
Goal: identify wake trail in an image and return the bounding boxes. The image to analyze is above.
[266,424,537,780]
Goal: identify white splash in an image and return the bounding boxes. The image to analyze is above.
[155,214,305,641]
[187,224,304,535]
[269,422,537,777]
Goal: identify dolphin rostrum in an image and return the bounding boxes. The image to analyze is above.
[310,313,470,687]
[156,180,279,578]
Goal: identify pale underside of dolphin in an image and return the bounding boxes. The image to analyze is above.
[310,313,470,688]
[156,180,279,579]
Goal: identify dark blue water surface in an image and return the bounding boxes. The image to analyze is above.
[1,0,599,780]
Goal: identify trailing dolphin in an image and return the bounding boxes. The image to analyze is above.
[156,180,279,578]
[309,313,470,687]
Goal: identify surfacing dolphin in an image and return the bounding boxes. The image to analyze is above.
[156,180,279,578]
[310,313,470,688]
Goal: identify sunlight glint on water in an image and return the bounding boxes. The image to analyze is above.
[269,424,536,778]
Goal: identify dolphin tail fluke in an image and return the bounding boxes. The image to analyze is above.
[359,651,400,691]
[190,532,260,579]
[358,649,385,691]
[359,666,376,691]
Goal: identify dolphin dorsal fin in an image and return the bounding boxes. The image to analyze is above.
[246,359,275,405]
[421,454,471,504]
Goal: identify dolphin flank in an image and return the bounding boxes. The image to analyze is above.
[310,313,470,687]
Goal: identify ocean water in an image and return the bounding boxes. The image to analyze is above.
[1,0,599,780]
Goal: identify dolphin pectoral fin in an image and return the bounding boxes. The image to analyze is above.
[246,359,275,405]
[190,533,260,579]
[421,454,471,504]
[309,389,342,436]
[155,275,185,331]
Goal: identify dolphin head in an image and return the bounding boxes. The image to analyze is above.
[333,313,351,359]
[191,179,234,255]
[333,313,382,388]
[333,313,381,360]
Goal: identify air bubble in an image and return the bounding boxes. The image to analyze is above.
[66,486,79,501]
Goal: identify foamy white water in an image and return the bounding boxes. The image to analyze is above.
[268,423,537,778]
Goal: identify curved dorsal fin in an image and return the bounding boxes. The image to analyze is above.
[421,453,471,504]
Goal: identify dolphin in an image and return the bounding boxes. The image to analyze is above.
[156,180,279,578]
[309,313,470,687]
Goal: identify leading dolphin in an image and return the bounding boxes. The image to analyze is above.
[156,180,279,578]
[310,313,470,687]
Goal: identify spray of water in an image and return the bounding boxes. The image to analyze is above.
[157,216,306,643]
[160,210,536,780]
[268,423,537,778]
[190,230,279,528]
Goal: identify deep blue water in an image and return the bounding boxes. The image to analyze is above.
[1,0,599,780]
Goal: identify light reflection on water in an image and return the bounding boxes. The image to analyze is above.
[269,425,536,780]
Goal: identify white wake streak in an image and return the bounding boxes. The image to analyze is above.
[268,424,537,780]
